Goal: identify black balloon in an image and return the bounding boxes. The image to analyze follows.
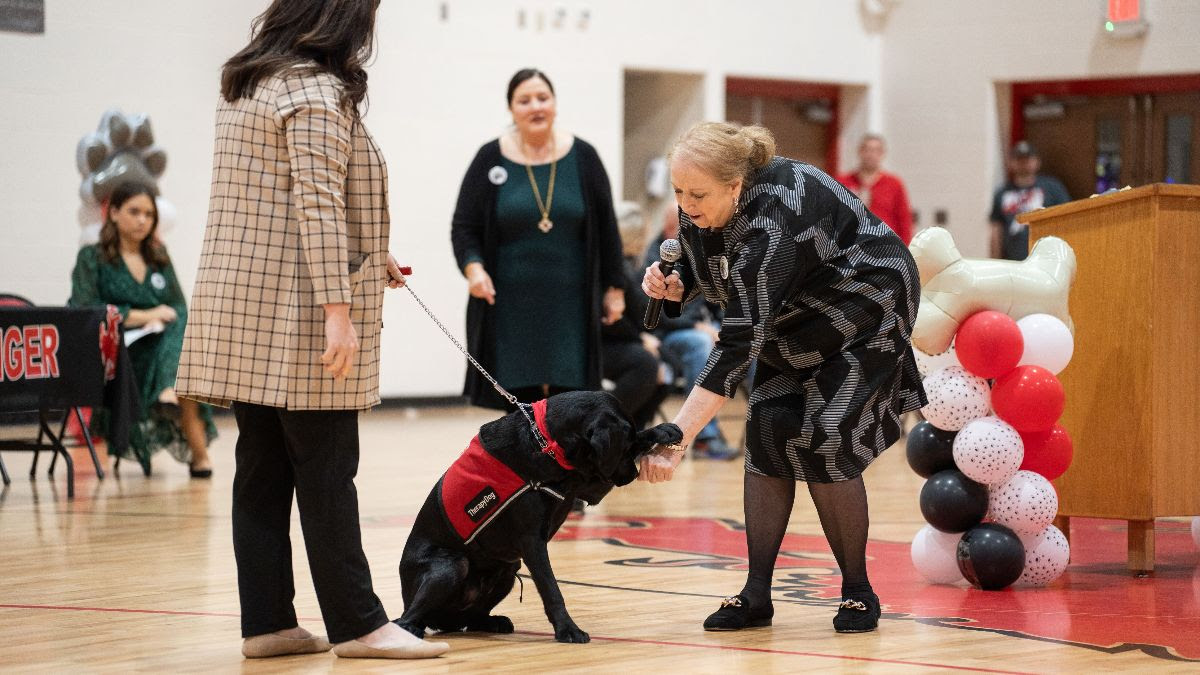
[919,469,988,533]
[956,523,1026,590]
[906,421,958,478]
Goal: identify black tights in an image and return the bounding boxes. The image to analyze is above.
[738,473,872,610]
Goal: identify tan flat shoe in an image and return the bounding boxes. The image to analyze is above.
[242,633,332,658]
[332,638,449,659]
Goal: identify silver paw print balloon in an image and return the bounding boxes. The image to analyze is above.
[75,109,175,243]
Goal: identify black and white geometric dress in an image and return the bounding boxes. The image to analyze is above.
[668,157,927,483]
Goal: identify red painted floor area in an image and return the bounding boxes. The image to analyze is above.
[558,516,1200,662]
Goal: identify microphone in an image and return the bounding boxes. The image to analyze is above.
[644,238,682,330]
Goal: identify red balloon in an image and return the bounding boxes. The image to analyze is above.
[1020,424,1073,480]
[1018,428,1050,454]
[954,311,1024,379]
[991,365,1065,432]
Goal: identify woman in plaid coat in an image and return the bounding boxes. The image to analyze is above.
[178,0,446,661]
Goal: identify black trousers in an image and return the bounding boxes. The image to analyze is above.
[602,341,668,430]
[232,402,389,643]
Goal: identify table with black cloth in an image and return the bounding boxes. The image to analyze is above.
[0,306,138,498]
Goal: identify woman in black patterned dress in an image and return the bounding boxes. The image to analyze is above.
[640,122,925,633]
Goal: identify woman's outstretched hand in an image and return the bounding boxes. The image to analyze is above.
[638,445,684,483]
[641,261,684,303]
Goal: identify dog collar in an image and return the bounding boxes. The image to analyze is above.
[526,400,574,471]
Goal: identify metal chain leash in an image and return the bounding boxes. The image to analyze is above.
[402,283,542,439]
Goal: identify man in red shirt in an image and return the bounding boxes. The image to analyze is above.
[838,134,914,244]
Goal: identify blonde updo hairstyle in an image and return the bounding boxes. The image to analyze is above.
[669,122,776,187]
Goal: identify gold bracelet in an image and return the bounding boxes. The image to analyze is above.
[658,442,686,455]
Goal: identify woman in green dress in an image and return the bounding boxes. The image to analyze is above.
[69,181,216,477]
[450,69,626,409]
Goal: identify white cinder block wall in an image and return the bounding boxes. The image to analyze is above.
[2,0,1195,397]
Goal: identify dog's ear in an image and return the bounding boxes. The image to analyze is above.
[608,458,640,487]
[632,422,683,455]
[581,411,636,479]
[586,418,622,463]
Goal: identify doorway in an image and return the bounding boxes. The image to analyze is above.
[725,76,840,173]
[1013,75,1200,199]
[622,69,706,221]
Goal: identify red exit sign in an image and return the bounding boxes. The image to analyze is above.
[1107,0,1141,23]
[1105,0,1147,37]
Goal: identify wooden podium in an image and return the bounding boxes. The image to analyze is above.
[1019,183,1200,573]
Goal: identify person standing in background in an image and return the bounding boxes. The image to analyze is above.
[989,140,1071,260]
[177,0,447,661]
[838,133,914,245]
[450,68,625,410]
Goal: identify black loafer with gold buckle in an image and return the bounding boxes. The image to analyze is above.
[833,592,881,633]
[703,594,773,631]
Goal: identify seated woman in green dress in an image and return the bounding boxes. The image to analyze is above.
[69,181,216,477]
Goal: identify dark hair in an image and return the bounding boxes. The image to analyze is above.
[221,0,379,113]
[506,68,555,106]
[99,181,169,268]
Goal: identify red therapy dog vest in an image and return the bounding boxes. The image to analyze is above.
[440,400,572,544]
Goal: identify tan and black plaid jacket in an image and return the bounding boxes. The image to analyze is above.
[178,68,389,410]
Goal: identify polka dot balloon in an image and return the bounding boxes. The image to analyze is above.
[915,343,960,378]
[953,416,1024,486]
[1016,524,1070,587]
[988,470,1059,536]
[921,366,991,432]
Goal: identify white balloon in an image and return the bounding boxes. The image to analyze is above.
[77,202,101,228]
[155,196,177,234]
[1192,516,1200,550]
[953,417,1024,486]
[79,222,101,247]
[920,366,991,432]
[1016,525,1070,587]
[911,524,964,585]
[1016,313,1074,375]
[989,470,1059,536]
[915,343,960,377]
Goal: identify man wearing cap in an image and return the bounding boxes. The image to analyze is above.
[989,141,1070,260]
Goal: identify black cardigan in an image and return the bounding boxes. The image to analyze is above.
[451,137,624,409]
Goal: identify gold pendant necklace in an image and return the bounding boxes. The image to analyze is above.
[522,136,557,233]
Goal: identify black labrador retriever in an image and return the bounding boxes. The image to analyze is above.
[396,391,682,643]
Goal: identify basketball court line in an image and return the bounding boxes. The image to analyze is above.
[0,602,1025,672]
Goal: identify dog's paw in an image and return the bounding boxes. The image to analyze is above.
[554,623,590,644]
[466,615,514,634]
[634,422,683,452]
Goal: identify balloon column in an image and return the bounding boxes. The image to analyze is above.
[75,109,174,245]
[906,227,1076,590]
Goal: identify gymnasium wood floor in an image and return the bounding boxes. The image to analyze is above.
[2,399,1198,673]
